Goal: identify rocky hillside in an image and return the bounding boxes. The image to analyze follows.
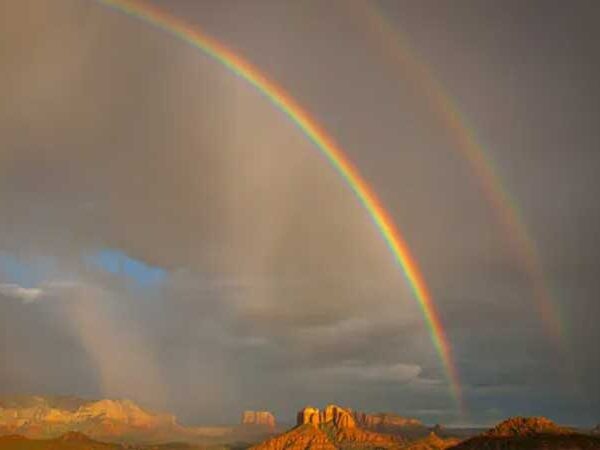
[449,416,600,449]
[252,405,456,450]
[483,416,571,437]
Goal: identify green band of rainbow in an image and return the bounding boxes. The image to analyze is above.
[96,0,464,411]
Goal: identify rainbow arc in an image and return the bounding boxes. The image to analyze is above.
[96,0,464,412]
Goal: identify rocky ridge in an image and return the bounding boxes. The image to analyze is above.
[353,411,423,430]
[483,416,571,437]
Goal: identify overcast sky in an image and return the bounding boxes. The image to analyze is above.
[1,0,599,427]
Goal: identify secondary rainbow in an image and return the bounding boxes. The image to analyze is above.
[95,0,464,410]
[351,1,564,345]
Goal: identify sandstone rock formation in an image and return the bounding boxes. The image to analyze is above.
[254,405,404,450]
[253,404,468,450]
[242,410,276,428]
[297,406,321,427]
[297,405,356,429]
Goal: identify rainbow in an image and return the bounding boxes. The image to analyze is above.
[95,0,464,410]
[351,1,563,345]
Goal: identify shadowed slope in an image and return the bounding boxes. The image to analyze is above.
[0,432,118,450]
[404,433,460,450]
[449,417,600,450]
[0,432,222,449]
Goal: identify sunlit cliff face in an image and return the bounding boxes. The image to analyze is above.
[1,0,600,427]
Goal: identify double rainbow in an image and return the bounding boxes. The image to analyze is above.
[96,0,464,411]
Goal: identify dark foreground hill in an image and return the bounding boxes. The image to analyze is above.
[449,417,600,450]
[0,432,121,450]
[0,432,230,450]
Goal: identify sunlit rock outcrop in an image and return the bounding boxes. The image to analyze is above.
[297,405,356,429]
[242,410,276,428]
[256,404,403,450]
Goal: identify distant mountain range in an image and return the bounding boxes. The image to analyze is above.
[0,397,443,448]
[0,395,274,445]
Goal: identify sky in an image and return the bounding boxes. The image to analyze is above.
[0,0,599,427]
